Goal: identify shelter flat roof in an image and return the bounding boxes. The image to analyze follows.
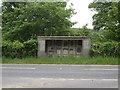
[38,36,90,40]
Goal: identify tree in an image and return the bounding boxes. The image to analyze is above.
[2,2,75,42]
[89,0,120,41]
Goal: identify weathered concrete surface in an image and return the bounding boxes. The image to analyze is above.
[38,36,90,57]
[82,38,90,57]
[38,40,46,57]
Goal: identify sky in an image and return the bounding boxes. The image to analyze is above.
[66,0,96,29]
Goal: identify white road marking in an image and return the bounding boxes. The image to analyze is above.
[80,79,118,81]
[39,78,118,81]
[85,69,118,71]
[1,67,36,70]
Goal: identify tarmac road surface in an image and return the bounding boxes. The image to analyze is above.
[2,64,119,88]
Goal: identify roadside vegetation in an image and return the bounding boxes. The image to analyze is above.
[1,1,120,64]
[2,57,118,65]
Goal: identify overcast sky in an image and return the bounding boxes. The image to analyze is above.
[66,0,96,29]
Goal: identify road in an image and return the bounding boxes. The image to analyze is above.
[2,64,119,88]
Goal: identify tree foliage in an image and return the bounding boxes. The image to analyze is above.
[89,0,120,41]
[65,28,91,36]
[2,2,75,42]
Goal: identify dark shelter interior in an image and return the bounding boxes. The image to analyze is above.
[46,40,82,56]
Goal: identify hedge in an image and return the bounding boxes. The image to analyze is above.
[2,39,38,58]
[90,41,120,57]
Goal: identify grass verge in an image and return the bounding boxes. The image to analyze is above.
[2,56,118,65]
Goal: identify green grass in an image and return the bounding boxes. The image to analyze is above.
[2,56,118,65]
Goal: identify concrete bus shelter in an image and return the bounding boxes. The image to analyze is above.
[38,36,90,57]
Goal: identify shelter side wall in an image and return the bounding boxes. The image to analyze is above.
[82,38,90,57]
[38,40,46,57]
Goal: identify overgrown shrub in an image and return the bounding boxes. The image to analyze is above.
[90,41,120,57]
[2,39,38,58]
[2,40,24,58]
[23,39,38,57]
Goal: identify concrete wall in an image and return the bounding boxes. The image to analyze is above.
[82,38,91,57]
[38,36,90,57]
[38,39,46,57]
